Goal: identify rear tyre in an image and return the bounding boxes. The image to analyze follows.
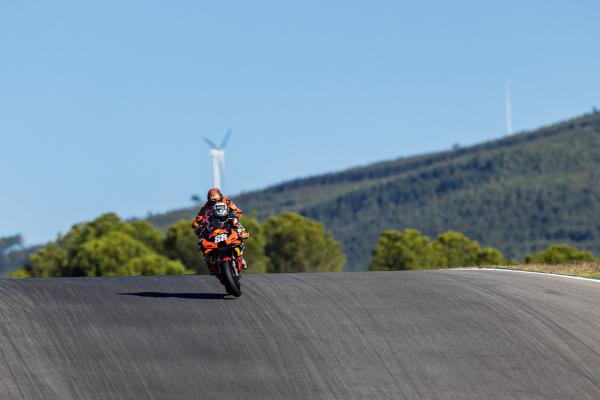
[220,261,241,297]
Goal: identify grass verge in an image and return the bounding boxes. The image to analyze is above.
[480,262,600,280]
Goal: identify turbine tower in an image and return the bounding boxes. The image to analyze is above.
[505,81,513,136]
[203,129,232,189]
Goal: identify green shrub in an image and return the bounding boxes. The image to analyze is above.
[475,247,504,266]
[264,213,345,273]
[370,229,504,270]
[164,220,207,274]
[369,229,440,271]
[525,244,596,264]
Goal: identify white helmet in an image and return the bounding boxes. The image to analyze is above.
[212,202,228,220]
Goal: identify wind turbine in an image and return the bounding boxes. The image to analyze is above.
[203,129,232,189]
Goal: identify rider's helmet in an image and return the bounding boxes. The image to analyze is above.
[212,202,229,221]
[207,188,223,203]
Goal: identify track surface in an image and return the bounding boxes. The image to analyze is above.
[1,270,599,399]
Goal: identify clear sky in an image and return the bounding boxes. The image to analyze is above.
[1,1,599,245]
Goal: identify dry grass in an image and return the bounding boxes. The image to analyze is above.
[482,262,600,279]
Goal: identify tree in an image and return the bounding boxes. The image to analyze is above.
[369,229,440,271]
[128,220,165,255]
[74,231,149,276]
[525,244,596,264]
[73,231,186,276]
[11,211,348,278]
[122,253,187,276]
[13,213,191,278]
[263,213,345,273]
[433,231,480,268]
[10,268,32,278]
[27,243,68,277]
[475,247,504,266]
[164,220,207,274]
[239,216,268,273]
[58,213,128,257]
[369,229,505,270]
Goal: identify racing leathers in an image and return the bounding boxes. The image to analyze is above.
[192,196,249,273]
[192,196,247,239]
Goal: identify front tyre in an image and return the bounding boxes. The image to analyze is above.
[220,260,241,297]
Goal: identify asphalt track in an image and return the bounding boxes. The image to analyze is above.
[1,270,599,400]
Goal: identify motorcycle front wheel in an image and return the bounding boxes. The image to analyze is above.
[220,260,241,297]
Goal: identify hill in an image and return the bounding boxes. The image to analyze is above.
[149,111,600,271]
[0,235,40,275]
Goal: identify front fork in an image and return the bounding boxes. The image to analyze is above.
[234,246,244,273]
[204,244,244,277]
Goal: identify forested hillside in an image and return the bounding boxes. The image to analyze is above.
[149,111,600,271]
[0,235,40,275]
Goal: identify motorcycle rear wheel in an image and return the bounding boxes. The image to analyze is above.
[220,260,241,297]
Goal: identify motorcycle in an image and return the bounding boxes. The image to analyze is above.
[199,218,243,297]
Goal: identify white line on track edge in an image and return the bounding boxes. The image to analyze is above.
[465,268,600,283]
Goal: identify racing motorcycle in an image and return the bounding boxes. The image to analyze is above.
[199,205,244,297]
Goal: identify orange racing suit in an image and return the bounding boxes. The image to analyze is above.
[192,196,246,239]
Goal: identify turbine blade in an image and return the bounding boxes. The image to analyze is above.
[220,128,232,149]
[203,137,217,149]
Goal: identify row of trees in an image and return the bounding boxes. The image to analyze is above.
[368,228,596,271]
[524,243,595,264]
[369,229,504,271]
[159,212,344,274]
[10,213,596,278]
[12,212,345,278]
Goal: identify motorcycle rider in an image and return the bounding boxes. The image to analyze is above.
[193,188,249,272]
[203,202,247,274]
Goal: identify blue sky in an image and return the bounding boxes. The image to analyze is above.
[1,1,599,245]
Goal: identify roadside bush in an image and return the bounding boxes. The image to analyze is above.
[370,229,440,271]
[16,213,189,277]
[433,231,480,268]
[239,216,269,274]
[369,229,504,270]
[525,244,596,264]
[264,213,345,273]
[475,247,505,266]
[164,220,207,274]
